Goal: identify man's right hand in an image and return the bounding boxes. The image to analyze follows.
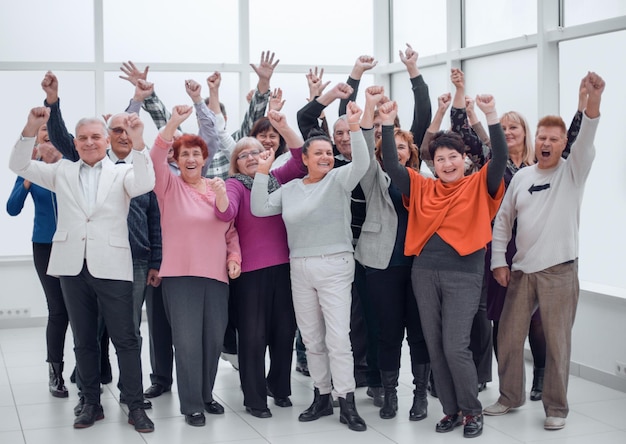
[41,71,59,105]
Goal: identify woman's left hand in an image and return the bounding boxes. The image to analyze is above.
[228,260,241,279]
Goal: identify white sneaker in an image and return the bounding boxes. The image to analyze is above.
[220,352,239,370]
[544,416,566,430]
[483,401,512,416]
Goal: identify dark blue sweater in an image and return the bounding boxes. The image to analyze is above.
[7,176,58,244]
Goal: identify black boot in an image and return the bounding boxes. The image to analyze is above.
[338,392,366,431]
[48,362,69,398]
[379,370,398,419]
[427,369,438,398]
[530,367,545,401]
[298,388,333,422]
[409,363,429,421]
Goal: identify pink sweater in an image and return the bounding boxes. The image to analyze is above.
[151,134,241,283]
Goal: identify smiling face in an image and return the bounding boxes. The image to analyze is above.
[108,114,133,160]
[235,147,264,177]
[535,125,567,169]
[176,145,206,184]
[303,140,334,180]
[74,120,109,167]
[433,146,466,183]
[255,127,280,152]
[36,124,49,145]
[501,117,526,153]
[395,135,411,166]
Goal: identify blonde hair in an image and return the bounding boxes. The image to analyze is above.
[229,137,265,176]
[500,111,535,166]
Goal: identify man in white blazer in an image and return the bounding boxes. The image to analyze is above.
[9,107,156,433]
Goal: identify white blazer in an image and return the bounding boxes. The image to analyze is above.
[9,137,155,281]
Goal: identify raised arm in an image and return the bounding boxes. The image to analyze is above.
[475,95,506,197]
[401,44,431,148]
[420,93,451,162]
[41,71,78,161]
[119,61,170,130]
[185,79,219,165]
[125,79,155,115]
[297,82,354,139]
[339,55,377,116]
[379,101,411,195]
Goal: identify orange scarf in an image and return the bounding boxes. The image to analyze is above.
[403,164,504,256]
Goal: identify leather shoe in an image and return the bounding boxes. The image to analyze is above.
[435,413,462,433]
[120,395,152,410]
[274,397,292,407]
[295,361,310,376]
[483,401,512,416]
[74,403,104,429]
[204,400,225,415]
[185,412,206,427]
[463,414,483,438]
[144,383,170,398]
[544,416,566,430]
[74,396,85,417]
[128,408,154,433]
[246,406,272,418]
[366,386,384,407]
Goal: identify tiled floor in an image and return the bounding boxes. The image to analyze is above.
[1,324,625,444]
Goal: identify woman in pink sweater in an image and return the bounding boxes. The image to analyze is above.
[150,104,241,427]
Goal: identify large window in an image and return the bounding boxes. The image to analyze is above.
[392,0,447,59]
[564,0,626,26]
[464,0,536,47]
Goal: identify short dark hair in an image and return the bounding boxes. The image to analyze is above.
[250,117,286,153]
[428,131,465,159]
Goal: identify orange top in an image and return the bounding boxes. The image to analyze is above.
[403,164,504,256]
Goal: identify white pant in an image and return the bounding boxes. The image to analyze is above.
[290,252,356,398]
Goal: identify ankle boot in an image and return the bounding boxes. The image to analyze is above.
[338,392,366,431]
[298,388,333,422]
[409,363,429,421]
[49,362,69,398]
[379,370,399,419]
[530,367,545,401]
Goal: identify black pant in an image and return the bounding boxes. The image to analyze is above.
[368,265,429,375]
[470,280,493,383]
[231,264,296,410]
[145,284,173,388]
[32,242,69,363]
[60,263,144,410]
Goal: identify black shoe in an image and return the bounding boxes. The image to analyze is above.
[144,383,170,398]
[205,400,225,415]
[380,370,399,419]
[530,367,544,401]
[295,362,310,376]
[338,393,366,431]
[74,396,85,417]
[463,414,483,438]
[298,388,333,422]
[436,413,463,433]
[366,386,384,407]
[409,391,428,421]
[120,395,152,410]
[128,408,154,433]
[477,382,487,392]
[69,367,76,384]
[74,403,104,429]
[274,397,292,407]
[185,412,206,427]
[246,406,272,418]
[48,362,69,398]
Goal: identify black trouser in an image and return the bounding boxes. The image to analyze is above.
[32,242,69,363]
[231,264,296,410]
[145,284,173,388]
[60,263,144,410]
[470,280,493,383]
[368,265,429,375]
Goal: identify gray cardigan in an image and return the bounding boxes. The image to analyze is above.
[354,129,398,269]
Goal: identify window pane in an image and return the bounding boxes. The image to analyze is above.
[103,0,238,63]
[249,0,373,66]
[392,0,447,59]
[464,0,536,47]
[564,0,626,26]
[559,31,626,292]
[0,0,94,62]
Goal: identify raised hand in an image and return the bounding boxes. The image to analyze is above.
[365,85,385,108]
[124,112,145,148]
[185,79,202,104]
[346,101,363,127]
[268,88,285,112]
[119,61,149,86]
[438,93,452,112]
[333,82,354,101]
[450,68,465,89]
[475,94,496,114]
[24,107,51,137]
[171,105,194,126]
[399,43,418,67]
[583,71,605,118]
[133,79,154,102]
[206,71,221,91]
[351,55,378,79]
[41,71,59,104]
[306,66,330,99]
[267,110,288,132]
[256,147,275,174]
[251,50,279,93]
[378,101,398,126]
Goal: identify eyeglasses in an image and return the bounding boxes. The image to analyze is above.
[109,127,127,135]
[236,150,261,160]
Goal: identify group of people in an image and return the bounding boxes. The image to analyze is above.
[7,46,604,438]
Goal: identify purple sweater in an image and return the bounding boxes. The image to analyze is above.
[215,147,306,273]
